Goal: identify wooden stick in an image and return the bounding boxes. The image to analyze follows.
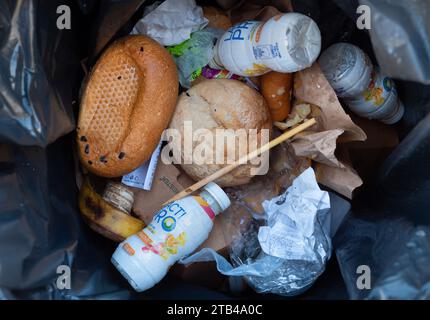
[162,118,316,205]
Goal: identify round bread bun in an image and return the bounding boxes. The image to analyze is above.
[77,35,178,177]
[169,79,272,187]
[203,6,232,30]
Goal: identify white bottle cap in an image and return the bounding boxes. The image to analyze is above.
[265,13,322,73]
[203,182,231,212]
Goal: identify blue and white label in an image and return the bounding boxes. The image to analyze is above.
[151,202,188,232]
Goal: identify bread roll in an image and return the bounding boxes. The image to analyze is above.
[169,79,272,187]
[261,72,293,121]
[203,6,232,30]
[77,35,178,177]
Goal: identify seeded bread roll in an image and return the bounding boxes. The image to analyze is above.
[77,35,178,177]
[169,79,272,187]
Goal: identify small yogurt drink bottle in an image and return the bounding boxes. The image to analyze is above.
[318,42,404,124]
[344,69,405,124]
[318,42,373,98]
[210,13,321,76]
[111,182,231,292]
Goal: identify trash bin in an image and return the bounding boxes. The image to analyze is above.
[1,0,430,301]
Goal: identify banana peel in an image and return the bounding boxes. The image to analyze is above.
[79,178,145,242]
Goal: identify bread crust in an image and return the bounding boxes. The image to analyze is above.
[202,6,232,31]
[77,35,178,177]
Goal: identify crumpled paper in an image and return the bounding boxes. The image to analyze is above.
[180,167,333,296]
[131,0,208,46]
[258,167,331,261]
[314,146,363,199]
[294,63,367,142]
[290,63,367,198]
[291,129,345,168]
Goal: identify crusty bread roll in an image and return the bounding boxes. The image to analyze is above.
[77,35,178,177]
[203,6,232,30]
[169,79,272,187]
[261,72,293,121]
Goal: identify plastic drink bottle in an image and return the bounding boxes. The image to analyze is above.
[343,69,405,124]
[318,42,373,98]
[318,43,404,124]
[209,13,321,76]
[111,182,231,292]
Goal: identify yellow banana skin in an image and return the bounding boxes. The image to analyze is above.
[79,178,145,242]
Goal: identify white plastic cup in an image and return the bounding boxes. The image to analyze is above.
[210,13,321,76]
[111,182,231,292]
[318,42,373,98]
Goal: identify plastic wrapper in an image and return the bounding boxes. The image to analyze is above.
[131,0,208,46]
[0,0,77,146]
[335,217,430,299]
[359,0,430,85]
[181,168,333,296]
[167,28,223,88]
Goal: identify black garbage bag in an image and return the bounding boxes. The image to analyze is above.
[0,0,141,299]
[0,134,135,299]
[335,216,430,299]
[1,0,430,300]
[0,0,79,146]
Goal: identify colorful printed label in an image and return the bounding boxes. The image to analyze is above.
[129,197,215,261]
[140,232,187,261]
[223,21,256,42]
[122,243,135,256]
[361,70,391,106]
[193,196,215,220]
[201,66,242,81]
[152,201,187,233]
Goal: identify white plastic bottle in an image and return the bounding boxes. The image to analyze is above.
[111,182,231,292]
[318,42,373,98]
[318,43,404,124]
[210,13,321,76]
[342,68,404,124]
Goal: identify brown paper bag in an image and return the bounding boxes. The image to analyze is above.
[291,129,345,168]
[294,64,367,143]
[290,63,367,198]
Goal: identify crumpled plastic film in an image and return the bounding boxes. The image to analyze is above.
[131,0,208,46]
[181,168,333,296]
[167,28,224,88]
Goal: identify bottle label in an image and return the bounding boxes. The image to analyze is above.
[192,196,215,220]
[253,43,281,60]
[121,196,214,261]
[223,21,256,42]
[346,70,394,109]
[345,69,400,121]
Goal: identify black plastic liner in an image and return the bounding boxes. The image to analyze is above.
[1,0,430,300]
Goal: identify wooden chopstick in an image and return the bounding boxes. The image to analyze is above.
[162,118,316,206]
